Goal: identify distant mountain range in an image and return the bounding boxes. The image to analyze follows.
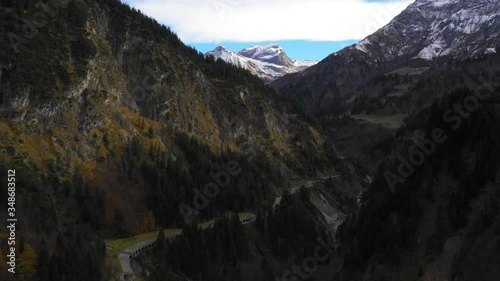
[205,43,317,83]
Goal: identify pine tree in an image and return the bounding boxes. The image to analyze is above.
[35,241,50,281]
[148,126,155,138]
[155,228,166,257]
[113,209,128,237]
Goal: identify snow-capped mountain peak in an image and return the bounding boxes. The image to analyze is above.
[205,46,248,69]
[239,43,294,67]
[205,43,318,83]
[240,43,283,58]
[213,46,228,52]
[350,0,500,61]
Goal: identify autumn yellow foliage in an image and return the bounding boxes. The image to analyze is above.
[17,243,37,280]
[140,210,156,233]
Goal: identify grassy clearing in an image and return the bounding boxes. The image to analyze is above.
[351,114,406,129]
[198,219,216,229]
[104,248,123,273]
[388,66,430,76]
[106,212,255,251]
[198,212,255,229]
[106,228,182,251]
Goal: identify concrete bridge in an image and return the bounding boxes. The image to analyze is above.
[119,238,158,281]
[239,213,256,225]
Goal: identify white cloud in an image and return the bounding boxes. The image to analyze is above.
[130,0,414,43]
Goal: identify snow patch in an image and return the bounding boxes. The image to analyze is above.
[355,39,371,53]
[485,48,497,54]
[431,0,456,7]
[294,60,318,68]
[416,40,447,60]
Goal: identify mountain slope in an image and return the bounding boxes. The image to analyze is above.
[0,0,333,180]
[273,0,500,113]
[239,43,295,66]
[205,43,317,83]
[0,1,354,280]
[333,86,500,281]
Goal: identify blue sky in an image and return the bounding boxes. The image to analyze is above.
[122,0,413,61]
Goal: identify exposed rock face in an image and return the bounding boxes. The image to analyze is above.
[238,43,295,67]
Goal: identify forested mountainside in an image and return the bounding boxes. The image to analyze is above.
[271,0,500,280]
[140,190,334,281]
[320,51,500,172]
[272,0,500,172]
[332,87,500,281]
[0,0,362,280]
[0,0,330,174]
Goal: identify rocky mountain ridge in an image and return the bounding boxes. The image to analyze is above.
[205,43,317,83]
[273,0,500,113]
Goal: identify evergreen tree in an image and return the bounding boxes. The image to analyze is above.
[148,126,155,138]
[35,241,50,281]
[113,209,128,237]
[155,228,166,257]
